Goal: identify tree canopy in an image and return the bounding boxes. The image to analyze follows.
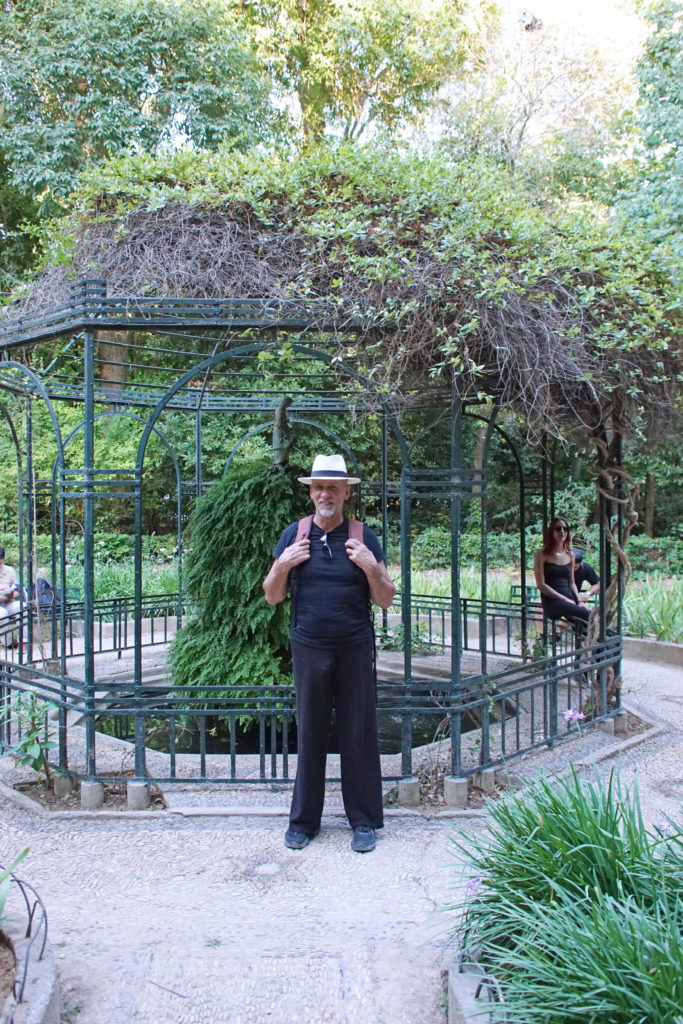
[0,0,279,198]
[232,0,477,142]
[0,0,282,288]
[617,0,683,254]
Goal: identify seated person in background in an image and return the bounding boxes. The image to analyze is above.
[0,545,22,647]
[572,547,600,603]
[534,517,590,627]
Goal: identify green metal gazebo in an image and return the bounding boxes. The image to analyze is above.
[0,279,624,802]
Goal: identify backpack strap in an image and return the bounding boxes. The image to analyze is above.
[348,518,364,542]
[296,516,364,542]
[295,515,314,542]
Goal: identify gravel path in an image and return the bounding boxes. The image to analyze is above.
[0,650,681,1024]
[0,796,473,1024]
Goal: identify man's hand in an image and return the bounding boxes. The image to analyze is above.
[277,539,311,568]
[262,540,310,606]
[344,538,377,570]
[345,540,396,609]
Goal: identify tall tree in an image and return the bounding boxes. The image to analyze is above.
[437,8,635,192]
[0,0,282,288]
[233,0,477,142]
[619,0,683,253]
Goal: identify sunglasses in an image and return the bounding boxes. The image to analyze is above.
[554,525,569,533]
[320,533,333,559]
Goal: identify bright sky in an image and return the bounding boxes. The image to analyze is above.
[499,0,647,69]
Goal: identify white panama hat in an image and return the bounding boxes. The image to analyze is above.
[298,454,361,485]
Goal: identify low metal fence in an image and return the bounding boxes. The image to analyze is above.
[0,632,621,785]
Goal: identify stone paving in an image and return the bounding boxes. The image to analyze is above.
[0,646,681,1024]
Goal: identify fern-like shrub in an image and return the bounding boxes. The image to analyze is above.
[170,464,311,698]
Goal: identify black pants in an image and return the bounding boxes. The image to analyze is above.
[543,597,590,625]
[289,637,384,835]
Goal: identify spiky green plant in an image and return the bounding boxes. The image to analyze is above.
[450,770,683,1023]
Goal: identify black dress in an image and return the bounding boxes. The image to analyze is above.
[542,560,590,624]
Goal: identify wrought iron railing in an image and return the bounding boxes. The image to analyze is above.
[0,632,621,785]
[0,865,49,1024]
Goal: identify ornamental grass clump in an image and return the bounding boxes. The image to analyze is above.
[482,890,683,1023]
[452,770,683,1023]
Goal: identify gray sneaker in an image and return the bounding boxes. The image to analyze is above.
[351,826,376,853]
[284,828,313,850]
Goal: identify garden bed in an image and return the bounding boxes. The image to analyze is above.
[14,775,166,812]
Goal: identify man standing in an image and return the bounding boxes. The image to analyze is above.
[263,454,395,853]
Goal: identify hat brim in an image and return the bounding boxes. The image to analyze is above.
[298,474,361,485]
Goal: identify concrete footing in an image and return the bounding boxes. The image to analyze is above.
[444,777,468,809]
[613,710,629,737]
[52,774,73,797]
[398,777,420,807]
[471,768,496,794]
[127,781,150,811]
[80,780,104,810]
[597,717,615,736]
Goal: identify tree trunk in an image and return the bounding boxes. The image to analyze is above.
[644,473,656,537]
[97,330,129,392]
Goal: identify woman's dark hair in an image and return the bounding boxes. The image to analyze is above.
[541,516,571,556]
[0,546,5,560]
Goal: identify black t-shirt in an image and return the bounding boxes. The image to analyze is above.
[273,518,386,648]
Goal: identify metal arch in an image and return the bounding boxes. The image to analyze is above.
[0,366,66,667]
[0,361,66,467]
[0,405,31,659]
[54,409,185,606]
[133,339,409,473]
[58,409,184,483]
[129,338,410,733]
[222,416,364,507]
[464,407,499,680]
[405,405,451,459]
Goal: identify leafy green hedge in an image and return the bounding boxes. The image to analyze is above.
[411,527,527,569]
[0,531,179,567]
[170,464,310,698]
[410,526,682,575]
[452,771,683,1022]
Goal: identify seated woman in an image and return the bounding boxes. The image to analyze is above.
[534,517,590,627]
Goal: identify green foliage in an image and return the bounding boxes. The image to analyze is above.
[0,0,280,200]
[483,891,683,1023]
[411,526,522,570]
[376,622,439,654]
[90,561,179,602]
[624,572,683,643]
[411,526,451,569]
[0,693,57,784]
[0,849,30,921]
[27,143,678,440]
[618,0,683,255]
[65,532,178,565]
[170,464,311,697]
[235,0,477,142]
[451,770,683,1022]
[627,533,683,578]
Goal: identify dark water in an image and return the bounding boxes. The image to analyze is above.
[100,707,476,756]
